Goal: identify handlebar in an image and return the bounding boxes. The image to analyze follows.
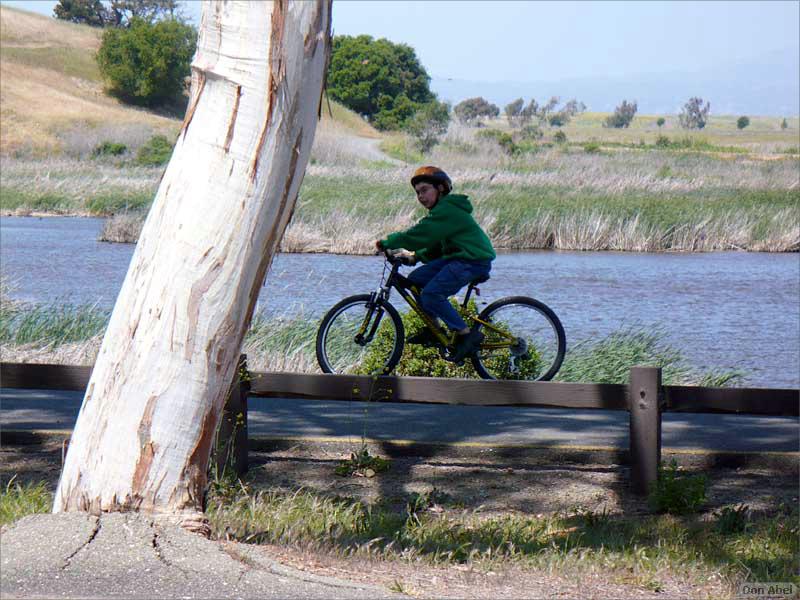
[382,248,416,266]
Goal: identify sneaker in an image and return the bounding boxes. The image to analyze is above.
[406,329,438,346]
[450,329,484,363]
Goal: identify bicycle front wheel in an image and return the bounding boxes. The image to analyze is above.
[471,296,566,381]
[316,294,405,375]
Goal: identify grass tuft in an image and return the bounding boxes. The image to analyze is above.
[0,300,109,346]
[648,460,708,515]
[0,477,52,527]
[554,327,743,386]
[98,212,145,243]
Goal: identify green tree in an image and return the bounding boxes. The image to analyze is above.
[106,0,182,26]
[96,17,196,107]
[453,97,499,124]
[604,100,637,128]
[536,96,560,125]
[504,98,524,126]
[327,35,434,130]
[736,116,750,130]
[678,97,711,129]
[781,118,788,130]
[656,117,666,128]
[562,98,586,116]
[519,98,539,125]
[405,100,450,153]
[55,0,183,27]
[53,0,107,26]
[136,134,173,165]
[548,111,570,127]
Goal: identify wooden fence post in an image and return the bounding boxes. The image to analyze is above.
[215,355,249,477]
[629,366,662,495]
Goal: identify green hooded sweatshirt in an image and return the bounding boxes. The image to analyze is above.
[380,194,496,263]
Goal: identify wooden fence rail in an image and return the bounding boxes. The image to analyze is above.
[1,361,797,495]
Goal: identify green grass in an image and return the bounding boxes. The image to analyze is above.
[0,46,101,82]
[2,132,798,249]
[378,135,425,164]
[513,112,799,145]
[554,328,744,386]
[649,460,708,515]
[245,313,316,360]
[572,136,748,154]
[0,300,109,345]
[298,174,799,252]
[0,188,154,215]
[11,175,796,250]
[301,174,798,219]
[206,483,799,587]
[0,478,52,526]
[0,296,746,386]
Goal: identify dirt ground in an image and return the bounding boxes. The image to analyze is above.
[243,439,798,518]
[2,435,797,599]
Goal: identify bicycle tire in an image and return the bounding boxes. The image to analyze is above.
[470,296,566,381]
[316,294,405,375]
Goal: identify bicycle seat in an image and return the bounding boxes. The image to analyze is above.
[468,274,490,286]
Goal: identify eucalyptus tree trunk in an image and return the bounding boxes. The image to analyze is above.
[54,0,331,529]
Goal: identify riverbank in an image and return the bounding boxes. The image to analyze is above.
[2,156,798,252]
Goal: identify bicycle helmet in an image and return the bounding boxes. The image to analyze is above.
[410,166,452,195]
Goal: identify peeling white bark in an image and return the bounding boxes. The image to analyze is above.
[54,0,331,518]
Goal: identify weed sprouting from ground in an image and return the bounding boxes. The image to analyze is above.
[334,445,391,478]
[0,477,52,526]
[714,504,751,534]
[648,460,708,515]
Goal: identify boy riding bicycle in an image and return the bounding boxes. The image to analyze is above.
[375,166,496,363]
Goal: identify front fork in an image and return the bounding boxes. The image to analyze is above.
[354,292,385,346]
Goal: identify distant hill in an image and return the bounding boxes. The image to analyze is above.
[432,46,800,117]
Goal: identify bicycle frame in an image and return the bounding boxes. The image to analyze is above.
[356,256,518,353]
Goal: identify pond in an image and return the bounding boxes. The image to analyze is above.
[2,216,798,387]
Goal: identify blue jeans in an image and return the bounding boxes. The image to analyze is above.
[407,258,492,331]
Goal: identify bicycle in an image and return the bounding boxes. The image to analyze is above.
[315,250,566,381]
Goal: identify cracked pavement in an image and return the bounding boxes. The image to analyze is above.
[0,513,406,599]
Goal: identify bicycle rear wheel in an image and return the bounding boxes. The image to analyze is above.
[471,296,566,381]
[316,294,405,375]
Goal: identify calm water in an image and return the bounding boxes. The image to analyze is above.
[2,216,799,387]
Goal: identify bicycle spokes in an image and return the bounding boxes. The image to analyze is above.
[317,295,404,375]
[472,300,565,381]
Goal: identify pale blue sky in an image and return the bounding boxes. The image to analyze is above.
[3,0,798,82]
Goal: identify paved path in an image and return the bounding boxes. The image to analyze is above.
[2,388,798,453]
[1,512,405,599]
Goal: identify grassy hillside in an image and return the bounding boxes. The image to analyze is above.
[0,6,379,156]
[0,6,180,155]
